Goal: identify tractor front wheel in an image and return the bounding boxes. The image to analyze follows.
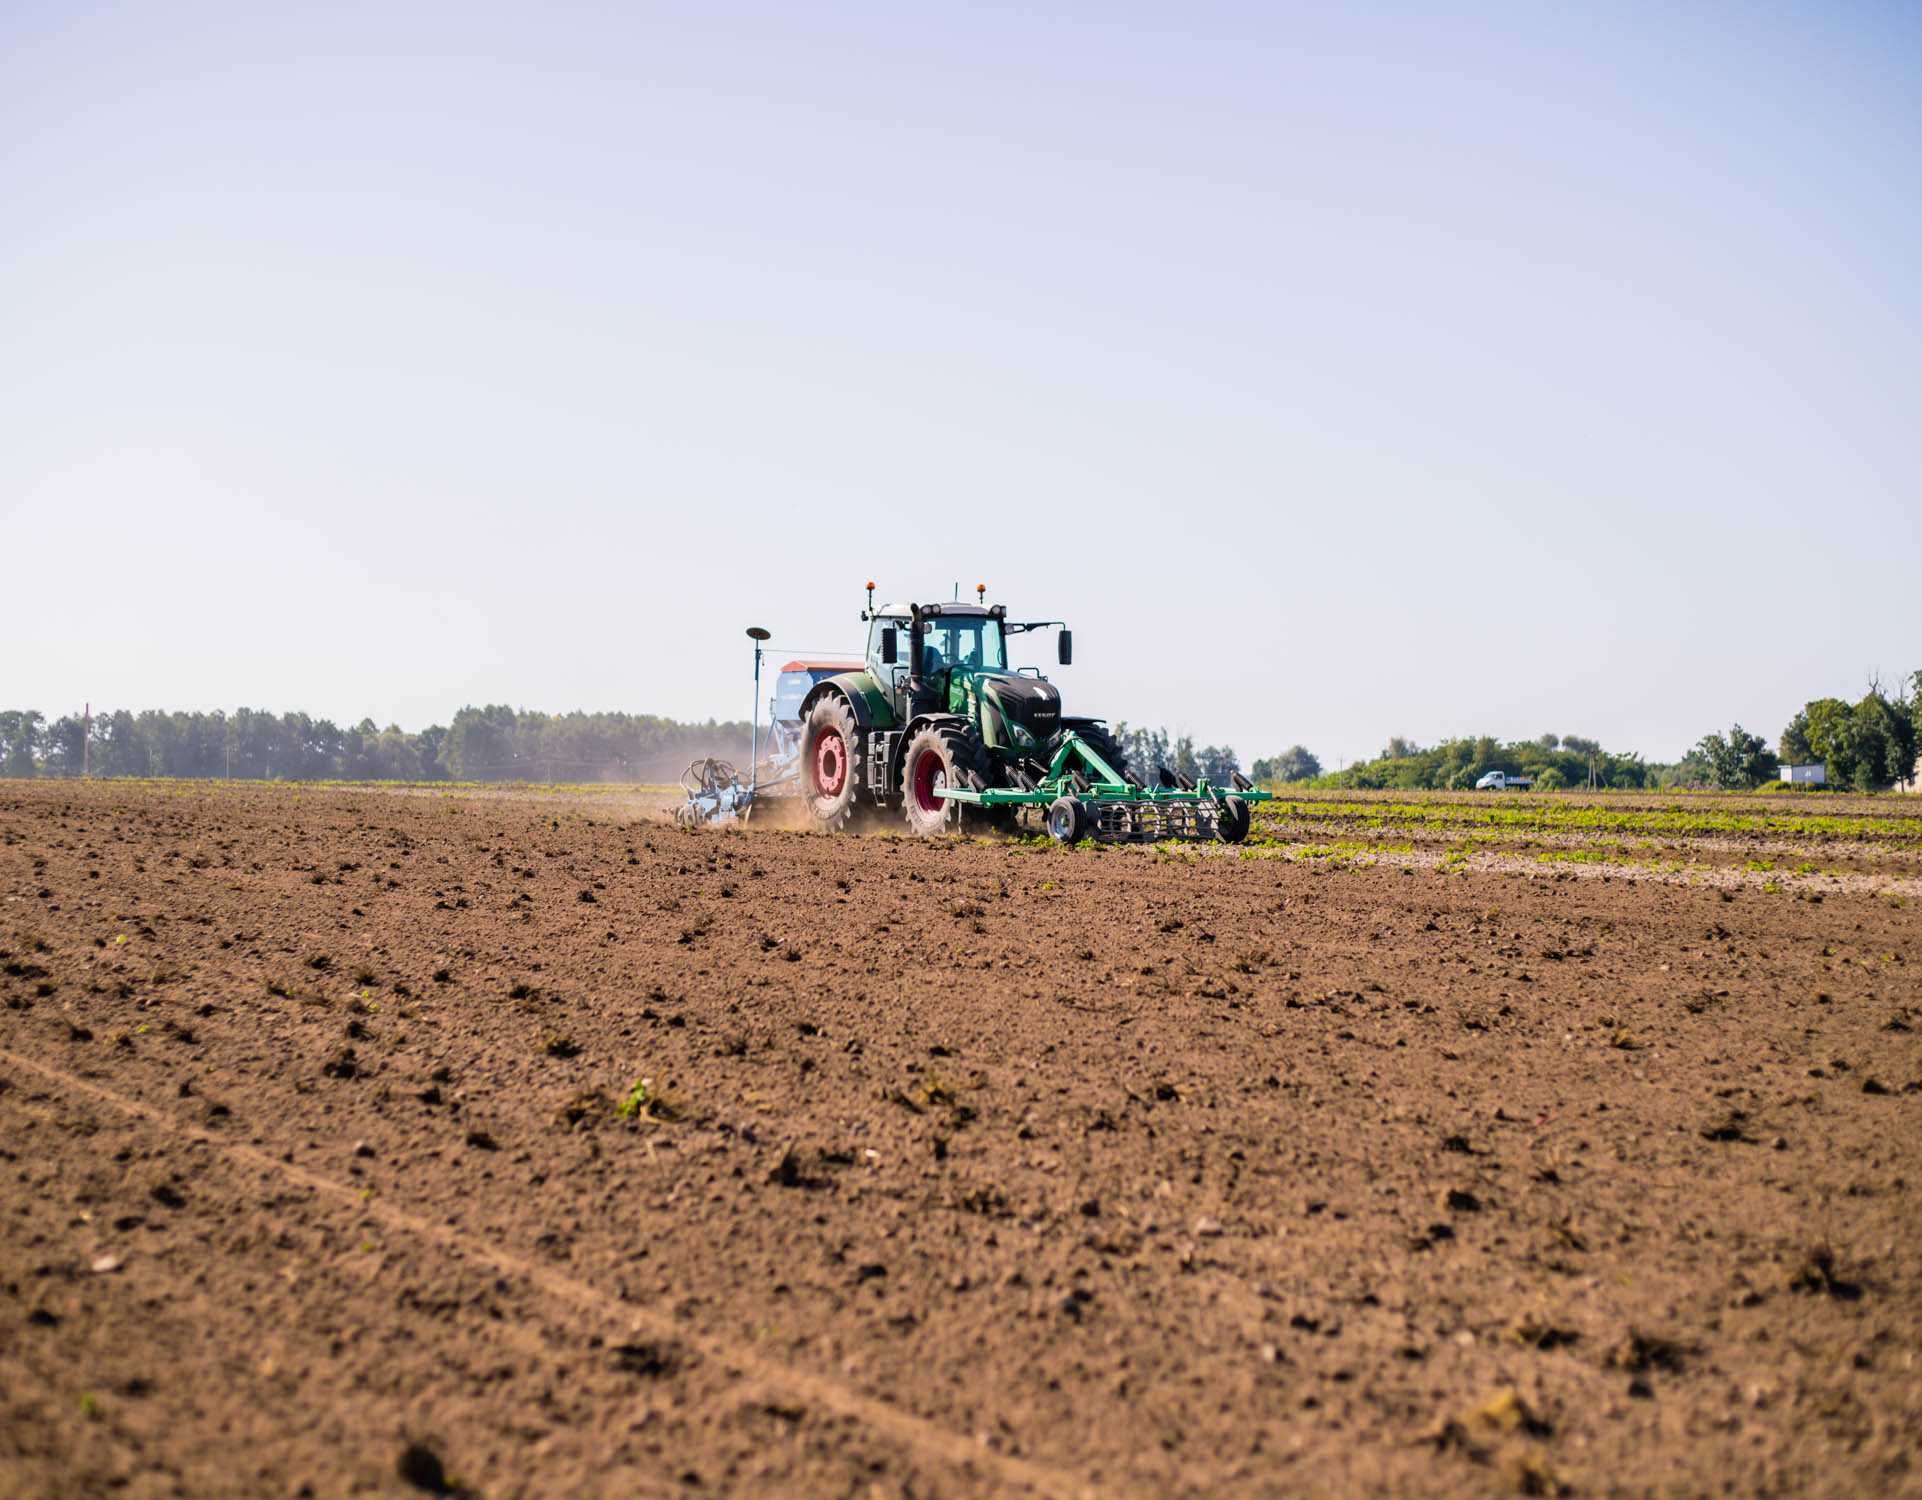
[800,696,861,833]
[902,724,991,836]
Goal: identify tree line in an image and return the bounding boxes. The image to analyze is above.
[0,707,751,784]
[8,675,1914,793]
[1245,668,1922,795]
[1304,733,1651,791]
[1682,672,1921,791]
[0,707,1234,786]
[1109,724,1242,785]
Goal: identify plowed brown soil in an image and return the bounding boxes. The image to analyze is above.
[3,781,1919,1498]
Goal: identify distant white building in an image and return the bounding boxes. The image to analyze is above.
[1781,764,1826,785]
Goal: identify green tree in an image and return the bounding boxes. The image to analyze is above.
[1112,723,1171,778]
[441,704,519,778]
[41,715,88,776]
[1662,746,1714,787]
[1802,698,1857,787]
[1908,673,1922,787]
[95,711,148,776]
[1845,690,1915,792]
[0,710,42,777]
[1695,723,1778,790]
[1254,745,1321,783]
[1779,710,1813,765]
[1196,745,1240,783]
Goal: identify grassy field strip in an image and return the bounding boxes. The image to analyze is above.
[1265,786,1911,817]
[1245,820,1922,878]
[1256,798,1922,843]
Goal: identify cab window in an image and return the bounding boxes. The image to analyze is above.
[867,618,905,674]
[920,618,1005,674]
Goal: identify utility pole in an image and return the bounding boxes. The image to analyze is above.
[82,702,90,778]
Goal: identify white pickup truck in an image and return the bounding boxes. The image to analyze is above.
[1474,771,1532,791]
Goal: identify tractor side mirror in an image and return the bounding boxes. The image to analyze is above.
[1057,630,1073,666]
[880,627,898,665]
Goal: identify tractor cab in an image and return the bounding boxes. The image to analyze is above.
[862,599,1071,755]
[866,603,1014,718]
[864,607,913,711]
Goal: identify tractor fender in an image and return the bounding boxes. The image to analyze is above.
[799,679,873,732]
[798,670,895,734]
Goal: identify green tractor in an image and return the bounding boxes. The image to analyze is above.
[797,585,1271,843]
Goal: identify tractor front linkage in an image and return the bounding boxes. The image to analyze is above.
[933,729,1272,844]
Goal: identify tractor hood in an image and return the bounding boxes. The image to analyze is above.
[966,671,1061,752]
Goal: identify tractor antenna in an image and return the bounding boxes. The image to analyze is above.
[745,626,771,797]
[953,581,959,601]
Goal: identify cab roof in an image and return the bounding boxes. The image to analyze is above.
[779,659,862,673]
[873,602,997,619]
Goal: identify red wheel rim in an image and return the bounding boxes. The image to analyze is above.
[814,729,847,798]
[912,749,946,814]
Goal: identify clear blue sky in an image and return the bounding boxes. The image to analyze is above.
[6,1,1918,767]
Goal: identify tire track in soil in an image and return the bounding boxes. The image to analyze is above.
[0,1045,1098,1500]
[3,1084,683,1498]
[1,1085,986,1499]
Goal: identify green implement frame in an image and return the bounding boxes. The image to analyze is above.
[933,730,1272,843]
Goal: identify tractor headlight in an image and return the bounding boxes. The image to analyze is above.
[1010,723,1036,750]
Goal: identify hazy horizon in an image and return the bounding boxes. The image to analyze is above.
[7,2,1918,768]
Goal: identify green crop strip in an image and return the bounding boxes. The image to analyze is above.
[1253,798,1922,845]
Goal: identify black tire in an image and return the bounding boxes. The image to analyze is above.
[800,696,861,833]
[1046,795,1088,844]
[1055,721,1130,786]
[901,723,993,836]
[1215,795,1251,844]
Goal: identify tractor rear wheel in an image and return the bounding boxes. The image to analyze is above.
[1215,795,1251,844]
[800,696,861,833]
[1046,795,1088,844]
[901,723,992,836]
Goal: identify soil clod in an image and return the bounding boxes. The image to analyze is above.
[396,1442,452,1493]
